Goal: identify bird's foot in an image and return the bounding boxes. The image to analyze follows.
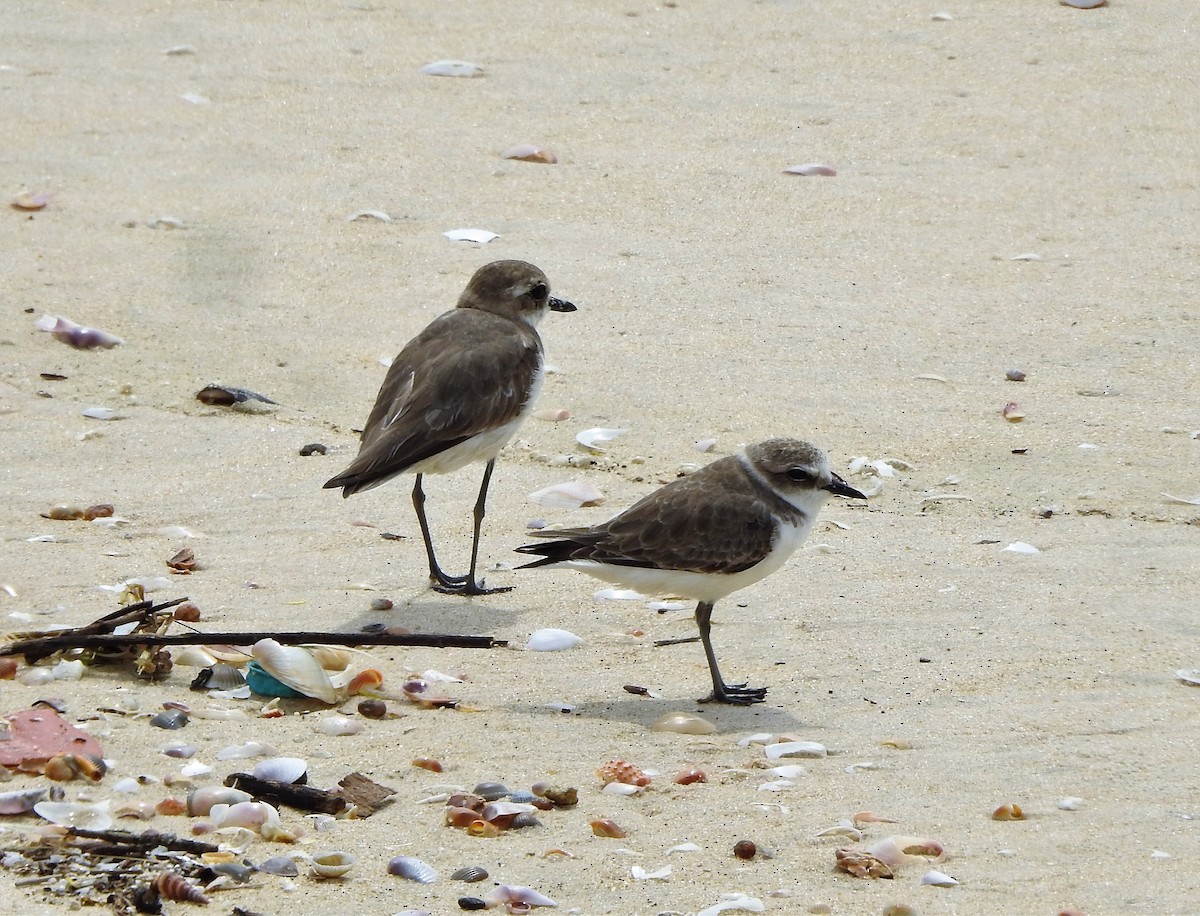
[699,681,769,706]
[432,580,513,597]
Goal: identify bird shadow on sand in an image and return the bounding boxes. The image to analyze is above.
[523,695,814,736]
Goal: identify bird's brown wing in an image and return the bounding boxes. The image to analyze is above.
[517,472,780,575]
[324,310,542,495]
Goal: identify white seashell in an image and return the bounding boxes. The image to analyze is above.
[442,228,498,243]
[346,209,391,222]
[575,427,627,452]
[34,800,112,830]
[18,667,55,686]
[189,707,249,721]
[1002,542,1040,555]
[631,865,672,880]
[483,885,558,908]
[594,588,645,601]
[81,406,119,420]
[528,481,605,509]
[210,800,277,830]
[646,600,689,612]
[737,732,775,747]
[187,787,252,816]
[813,822,862,841]
[179,93,209,105]
[1162,492,1200,506]
[757,780,796,792]
[387,854,437,883]
[783,163,837,176]
[51,659,84,680]
[420,60,483,78]
[668,842,702,853]
[693,437,717,452]
[1175,669,1200,686]
[1057,796,1084,810]
[112,778,141,794]
[764,741,826,760]
[1151,849,1172,860]
[696,894,766,916]
[526,628,582,651]
[163,44,196,55]
[216,741,277,761]
[252,757,308,783]
[251,639,337,703]
[921,869,959,887]
[602,782,642,796]
[171,649,215,670]
[767,764,806,779]
[1010,252,1042,261]
[0,788,47,814]
[310,850,357,878]
[420,669,464,683]
[844,761,879,773]
[316,716,363,737]
[181,760,213,777]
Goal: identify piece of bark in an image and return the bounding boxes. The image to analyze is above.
[224,773,346,815]
[334,772,396,817]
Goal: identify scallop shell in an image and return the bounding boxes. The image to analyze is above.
[472,782,510,801]
[575,427,627,452]
[310,851,357,878]
[525,628,582,651]
[386,855,437,883]
[252,756,308,784]
[204,663,249,691]
[528,481,605,509]
[251,639,337,703]
[451,865,489,883]
[34,799,112,830]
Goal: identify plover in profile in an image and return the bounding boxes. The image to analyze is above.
[516,438,865,703]
[325,260,576,595]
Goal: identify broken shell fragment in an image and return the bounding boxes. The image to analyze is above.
[149,708,189,730]
[865,835,946,867]
[921,869,959,886]
[764,740,826,759]
[590,817,626,838]
[650,711,716,735]
[317,715,363,737]
[532,407,570,422]
[483,885,558,909]
[420,59,483,77]
[196,384,278,410]
[784,163,837,176]
[34,799,113,830]
[387,855,437,883]
[0,788,47,815]
[503,144,558,164]
[310,850,357,878]
[992,802,1025,821]
[528,481,604,509]
[834,847,893,879]
[35,314,124,349]
[674,768,707,785]
[1002,401,1025,421]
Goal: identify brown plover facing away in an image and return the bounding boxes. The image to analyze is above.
[325,260,576,595]
[516,438,865,703]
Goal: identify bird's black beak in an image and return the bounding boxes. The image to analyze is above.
[549,297,577,313]
[825,473,867,500]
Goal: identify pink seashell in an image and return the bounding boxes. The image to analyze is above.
[503,144,558,164]
[35,314,124,349]
[532,408,570,422]
[12,191,50,211]
[784,163,837,177]
[484,884,558,909]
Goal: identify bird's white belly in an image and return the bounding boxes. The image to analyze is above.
[562,516,814,603]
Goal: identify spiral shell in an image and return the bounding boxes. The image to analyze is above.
[596,759,651,788]
[154,871,210,904]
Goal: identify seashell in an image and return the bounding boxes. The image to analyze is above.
[597,759,651,787]
[472,781,510,801]
[784,163,838,176]
[764,740,826,759]
[0,788,47,815]
[154,871,210,904]
[992,802,1025,821]
[674,768,707,785]
[733,839,757,860]
[115,800,156,820]
[631,865,672,880]
[155,797,187,816]
[1057,796,1083,811]
[503,144,558,164]
[187,786,253,816]
[446,806,482,828]
[814,822,863,841]
[1061,0,1106,7]
[1174,669,1200,686]
[921,869,959,886]
[532,407,570,422]
[865,835,946,867]
[459,898,488,911]
[834,847,893,879]
[590,817,626,838]
[112,777,140,793]
[481,800,538,822]
[251,639,337,703]
[651,711,716,735]
[34,799,112,830]
[528,481,604,509]
[1005,368,1027,382]
[1002,401,1025,421]
[669,842,702,853]
[317,715,363,736]
[852,810,899,826]
[210,800,276,830]
[443,228,498,243]
[346,209,391,222]
[694,437,718,452]
[216,740,276,761]
[526,628,582,651]
[149,708,189,729]
[82,406,119,420]
[347,668,384,695]
[180,760,212,777]
[451,865,489,883]
[358,698,387,718]
[537,785,577,807]
[602,781,642,796]
[12,190,50,210]
[1002,541,1040,555]
[420,59,483,77]
[387,855,437,883]
[576,427,626,452]
[175,647,219,668]
[35,314,124,349]
[310,851,357,879]
[252,756,307,784]
[767,764,806,780]
[467,818,501,837]
[195,384,277,409]
[0,657,17,679]
[257,855,300,876]
[412,757,443,772]
[483,885,558,909]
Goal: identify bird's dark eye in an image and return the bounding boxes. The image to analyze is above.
[786,467,812,483]
[529,283,549,300]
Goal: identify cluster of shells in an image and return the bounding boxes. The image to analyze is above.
[441,779,578,838]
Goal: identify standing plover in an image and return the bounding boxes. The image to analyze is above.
[516,438,864,703]
[326,260,575,595]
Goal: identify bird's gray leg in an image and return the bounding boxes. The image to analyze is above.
[695,600,768,705]
[411,474,466,588]
[433,459,513,596]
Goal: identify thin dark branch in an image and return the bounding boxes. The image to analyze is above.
[64,827,220,855]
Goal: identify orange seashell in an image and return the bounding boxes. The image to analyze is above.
[590,818,626,838]
[992,803,1025,821]
[852,810,899,826]
[411,756,443,773]
[173,601,202,622]
[674,768,707,785]
[155,797,187,816]
[447,793,486,811]
[154,871,210,904]
[446,806,481,828]
[0,658,17,679]
[596,759,651,788]
[467,818,502,837]
[348,668,384,695]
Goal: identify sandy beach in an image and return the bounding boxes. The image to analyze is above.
[3,1,1199,914]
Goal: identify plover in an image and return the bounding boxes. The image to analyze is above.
[516,438,865,703]
[325,260,576,595]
